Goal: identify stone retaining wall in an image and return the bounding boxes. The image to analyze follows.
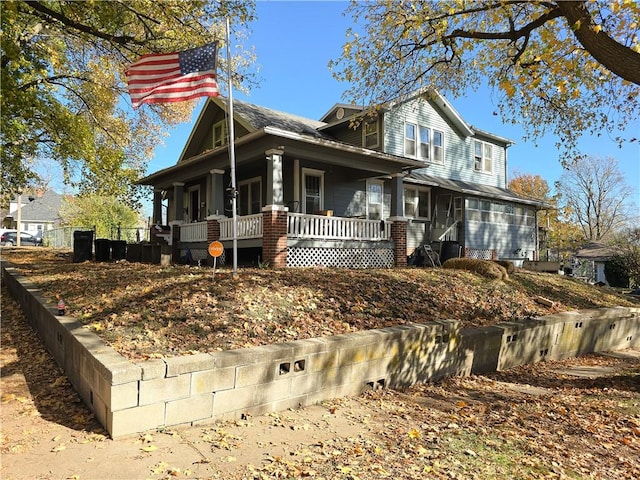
[3,263,638,438]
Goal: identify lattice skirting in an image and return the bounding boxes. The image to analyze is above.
[464,248,497,260]
[180,248,226,265]
[287,246,394,268]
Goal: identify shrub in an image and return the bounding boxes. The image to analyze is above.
[442,258,509,280]
[604,255,630,288]
[493,260,516,274]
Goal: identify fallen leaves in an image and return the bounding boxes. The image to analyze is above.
[2,248,638,361]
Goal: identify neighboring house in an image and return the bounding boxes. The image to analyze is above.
[4,190,64,237]
[138,89,547,268]
[573,242,617,285]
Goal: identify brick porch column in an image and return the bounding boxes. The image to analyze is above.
[206,216,223,243]
[389,217,408,268]
[262,205,288,268]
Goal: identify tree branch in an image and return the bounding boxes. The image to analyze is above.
[556,1,640,85]
[23,1,144,46]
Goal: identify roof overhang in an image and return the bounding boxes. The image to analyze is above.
[137,126,426,187]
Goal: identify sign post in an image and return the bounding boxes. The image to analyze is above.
[208,241,224,280]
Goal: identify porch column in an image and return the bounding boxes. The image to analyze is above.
[265,148,285,207]
[390,173,405,217]
[262,205,288,268]
[207,169,225,217]
[172,182,185,223]
[389,216,408,268]
[152,189,163,224]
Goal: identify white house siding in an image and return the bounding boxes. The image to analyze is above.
[466,221,536,260]
[383,98,507,189]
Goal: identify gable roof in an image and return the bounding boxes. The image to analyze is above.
[8,190,63,223]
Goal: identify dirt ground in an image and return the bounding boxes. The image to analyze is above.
[2,283,639,480]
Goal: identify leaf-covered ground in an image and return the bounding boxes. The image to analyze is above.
[2,284,639,479]
[1,247,638,360]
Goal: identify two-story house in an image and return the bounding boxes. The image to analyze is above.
[138,89,545,268]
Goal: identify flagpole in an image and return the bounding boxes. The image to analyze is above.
[226,17,238,277]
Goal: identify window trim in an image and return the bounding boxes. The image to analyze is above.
[238,176,262,215]
[213,119,227,148]
[301,168,325,214]
[363,117,380,149]
[474,140,493,173]
[403,186,432,220]
[366,179,384,220]
[405,123,445,163]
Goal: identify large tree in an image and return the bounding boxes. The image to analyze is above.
[1,0,256,209]
[508,172,583,259]
[556,155,633,242]
[331,0,639,160]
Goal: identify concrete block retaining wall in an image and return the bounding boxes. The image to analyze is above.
[3,263,639,438]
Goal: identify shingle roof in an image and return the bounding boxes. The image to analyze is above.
[233,99,331,139]
[9,190,63,223]
[406,172,550,207]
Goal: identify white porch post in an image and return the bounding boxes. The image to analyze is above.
[207,169,225,217]
[265,148,285,207]
[172,182,185,223]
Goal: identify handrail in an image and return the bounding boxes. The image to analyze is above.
[438,220,459,241]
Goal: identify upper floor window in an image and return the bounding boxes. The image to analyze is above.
[405,122,444,163]
[363,118,379,148]
[474,140,493,173]
[213,119,227,148]
[433,131,444,163]
[405,123,416,157]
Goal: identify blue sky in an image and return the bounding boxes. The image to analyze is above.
[148,0,639,211]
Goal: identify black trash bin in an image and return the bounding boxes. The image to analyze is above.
[94,239,111,262]
[111,240,127,260]
[440,240,461,263]
[73,230,93,263]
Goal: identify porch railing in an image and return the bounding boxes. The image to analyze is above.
[288,213,390,240]
[219,214,263,240]
[179,221,208,242]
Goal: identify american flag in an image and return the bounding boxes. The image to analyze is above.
[126,43,219,109]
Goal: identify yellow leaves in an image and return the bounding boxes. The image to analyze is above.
[140,444,157,452]
[407,427,422,439]
[499,79,516,98]
[592,24,603,34]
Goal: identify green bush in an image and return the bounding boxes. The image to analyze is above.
[442,258,509,280]
[493,260,516,274]
[605,255,630,288]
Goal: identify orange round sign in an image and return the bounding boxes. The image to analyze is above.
[208,241,224,258]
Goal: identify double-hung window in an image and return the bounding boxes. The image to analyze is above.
[238,177,261,215]
[366,180,384,220]
[405,123,444,163]
[405,123,417,157]
[474,140,493,173]
[302,168,324,214]
[404,187,431,219]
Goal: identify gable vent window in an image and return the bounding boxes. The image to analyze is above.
[474,140,493,173]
